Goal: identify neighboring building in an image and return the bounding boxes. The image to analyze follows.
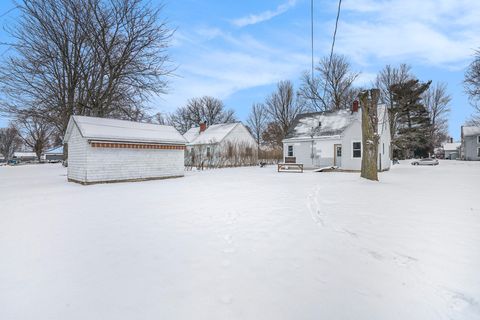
[460,126,480,161]
[64,116,186,184]
[0,153,4,163]
[442,142,461,160]
[183,122,257,167]
[282,104,391,171]
[13,151,38,162]
[43,146,64,162]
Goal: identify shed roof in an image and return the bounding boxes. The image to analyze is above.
[184,123,239,145]
[284,109,357,140]
[462,126,480,137]
[65,116,186,144]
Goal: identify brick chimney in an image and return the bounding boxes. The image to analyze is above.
[352,100,359,113]
[199,122,207,133]
[449,137,453,143]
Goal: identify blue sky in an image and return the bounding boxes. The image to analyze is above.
[1,0,479,139]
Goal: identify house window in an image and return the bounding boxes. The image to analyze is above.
[477,147,480,157]
[382,143,385,155]
[287,145,294,157]
[353,142,361,158]
[336,147,342,157]
[478,136,480,144]
[206,146,211,157]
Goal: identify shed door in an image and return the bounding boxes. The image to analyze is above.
[334,144,342,167]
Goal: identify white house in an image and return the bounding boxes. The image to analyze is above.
[442,142,461,160]
[282,105,391,171]
[183,122,257,167]
[460,126,480,161]
[64,116,187,184]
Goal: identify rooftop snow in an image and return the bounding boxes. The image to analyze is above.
[68,116,186,144]
[462,126,480,137]
[442,142,460,151]
[285,110,357,140]
[184,123,239,145]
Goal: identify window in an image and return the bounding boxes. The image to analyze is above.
[336,146,342,157]
[478,136,480,144]
[477,147,480,157]
[353,142,361,158]
[206,146,211,157]
[382,143,385,155]
[288,145,294,157]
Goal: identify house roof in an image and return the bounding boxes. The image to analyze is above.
[184,122,239,145]
[65,116,186,144]
[442,142,460,151]
[462,126,480,137]
[284,109,358,140]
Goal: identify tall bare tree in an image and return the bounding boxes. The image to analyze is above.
[464,49,480,124]
[0,0,174,139]
[16,115,55,161]
[423,82,451,147]
[246,103,268,155]
[299,54,359,111]
[169,96,236,134]
[375,64,413,143]
[0,124,22,161]
[359,89,380,181]
[265,80,306,138]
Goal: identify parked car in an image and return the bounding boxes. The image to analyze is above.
[411,158,439,166]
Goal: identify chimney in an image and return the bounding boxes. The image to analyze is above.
[199,122,207,133]
[450,137,453,143]
[352,100,359,113]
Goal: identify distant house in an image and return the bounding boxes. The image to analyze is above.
[442,142,461,160]
[460,126,480,161]
[282,104,391,171]
[64,116,186,184]
[13,151,38,162]
[43,146,64,162]
[183,122,257,167]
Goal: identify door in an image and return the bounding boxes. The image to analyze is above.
[334,144,342,167]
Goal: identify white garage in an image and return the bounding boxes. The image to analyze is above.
[64,116,186,185]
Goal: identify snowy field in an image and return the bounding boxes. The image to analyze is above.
[1,161,479,320]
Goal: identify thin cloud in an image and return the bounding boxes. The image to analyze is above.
[231,0,297,27]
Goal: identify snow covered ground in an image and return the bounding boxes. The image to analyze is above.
[1,161,479,320]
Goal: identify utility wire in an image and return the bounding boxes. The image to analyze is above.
[321,0,342,105]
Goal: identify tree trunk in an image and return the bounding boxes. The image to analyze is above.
[359,89,380,181]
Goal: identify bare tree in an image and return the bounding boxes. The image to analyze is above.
[359,89,380,181]
[261,122,284,150]
[375,64,413,143]
[246,103,268,155]
[265,80,306,138]
[16,115,55,161]
[423,82,451,147]
[464,49,480,124]
[169,96,236,134]
[299,54,359,111]
[0,124,22,161]
[0,0,174,139]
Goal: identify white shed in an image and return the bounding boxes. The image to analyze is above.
[64,116,187,184]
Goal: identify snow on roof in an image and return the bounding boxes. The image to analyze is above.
[67,116,186,144]
[462,126,480,137]
[442,142,460,151]
[184,123,239,145]
[285,109,357,140]
[14,152,37,157]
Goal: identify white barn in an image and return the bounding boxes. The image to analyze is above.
[282,105,391,171]
[183,122,257,167]
[64,116,186,184]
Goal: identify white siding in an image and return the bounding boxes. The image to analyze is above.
[223,124,257,147]
[84,146,184,183]
[283,139,341,169]
[341,119,363,170]
[67,125,88,182]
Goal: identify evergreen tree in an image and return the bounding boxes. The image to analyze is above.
[391,79,432,158]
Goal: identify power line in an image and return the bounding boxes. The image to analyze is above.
[321,0,342,105]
